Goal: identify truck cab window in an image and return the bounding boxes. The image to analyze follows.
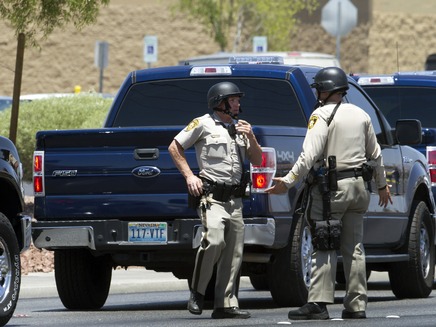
[344,83,382,134]
[364,86,436,128]
[114,79,307,128]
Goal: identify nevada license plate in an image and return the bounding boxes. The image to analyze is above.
[128,222,167,244]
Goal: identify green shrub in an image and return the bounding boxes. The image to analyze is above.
[0,95,113,181]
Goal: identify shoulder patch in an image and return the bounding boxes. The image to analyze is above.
[308,115,318,129]
[185,119,199,132]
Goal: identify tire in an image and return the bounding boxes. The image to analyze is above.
[54,249,112,310]
[389,201,435,298]
[249,274,269,290]
[267,214,312,307]
[0,213,20,327]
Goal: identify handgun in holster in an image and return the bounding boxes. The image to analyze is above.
[328,156,338,192]
[187,181,212,209]
[316,166,331,220]
[362,161,375,192]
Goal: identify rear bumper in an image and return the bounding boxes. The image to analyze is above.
[193,218,275,248]
[32,217,277,251]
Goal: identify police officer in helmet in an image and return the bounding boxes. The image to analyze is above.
[169,81,262,319]
[266,67,392,320]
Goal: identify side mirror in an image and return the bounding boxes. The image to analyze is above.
[395,119,422,145]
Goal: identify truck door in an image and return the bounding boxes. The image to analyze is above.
[345,84,409,246]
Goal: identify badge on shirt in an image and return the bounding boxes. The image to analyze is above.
[308,115,318,129]
[185,119,199,132]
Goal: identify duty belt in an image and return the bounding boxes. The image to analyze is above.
[201,178,244,202]
[336,168,363,180]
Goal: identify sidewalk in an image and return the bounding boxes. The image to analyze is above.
[19,268,389,299]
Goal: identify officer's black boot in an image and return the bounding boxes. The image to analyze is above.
[288,302,329,320]
[187,290,204,315]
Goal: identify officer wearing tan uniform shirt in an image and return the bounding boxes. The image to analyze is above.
[266,67,392,320]
[168,81,262,319]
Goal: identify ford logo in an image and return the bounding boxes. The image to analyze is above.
[132,166,161,178]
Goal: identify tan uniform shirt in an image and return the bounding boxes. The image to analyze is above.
[283,102,387,189]
[175,113,249,184]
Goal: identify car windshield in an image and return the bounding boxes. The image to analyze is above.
[363,86,436,127]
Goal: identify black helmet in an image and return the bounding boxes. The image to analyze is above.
[207,82,244,109]
[310,67,349,93]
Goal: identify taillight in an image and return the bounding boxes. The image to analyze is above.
[34,176,43,194]
[250,147,276,193]
[33,151,45,196]
[427,146,436,185]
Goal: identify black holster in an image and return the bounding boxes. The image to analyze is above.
[187,181,212,209]
[316,168,331,221]
[362,162,374,182]
[362,161,375,192]
[328,156,338,191]
[188,193,201,209]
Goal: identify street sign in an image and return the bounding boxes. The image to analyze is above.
[94,41,109,69]
[144,35,158,63]
[94,41,109,93]
[321,0,357,37]
[253,36,267,53]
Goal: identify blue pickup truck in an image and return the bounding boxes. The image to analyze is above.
[31,59,436,310]
[0,135,31,326]
[353,71,436,201]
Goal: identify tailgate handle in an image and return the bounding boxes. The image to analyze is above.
[134,148,159,160]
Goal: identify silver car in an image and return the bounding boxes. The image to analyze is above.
[0,96,12,111]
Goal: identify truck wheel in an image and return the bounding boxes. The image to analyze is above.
[267,214,312,307]
[54,249,112,310]
[0,213,20,327]
[249,274,269,290]
[389,201,435,298]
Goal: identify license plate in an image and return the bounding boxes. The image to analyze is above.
[128,222,167,244]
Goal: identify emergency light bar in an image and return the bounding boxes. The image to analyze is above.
[397,71,436,76]
[229,56,284,65]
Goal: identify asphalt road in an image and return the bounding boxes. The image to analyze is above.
[11,269,436,327]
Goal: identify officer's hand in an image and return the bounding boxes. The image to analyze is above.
[378,185,393,208]
[265,177,288,194]
[235,120,254,139]
[186,175,203,197]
